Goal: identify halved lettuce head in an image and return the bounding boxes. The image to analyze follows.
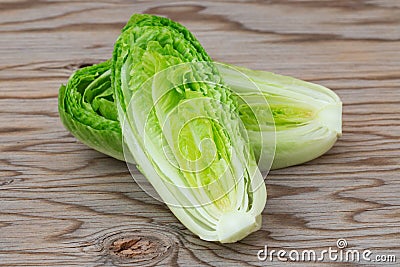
[59,60,341,170]
[112,14,267,243]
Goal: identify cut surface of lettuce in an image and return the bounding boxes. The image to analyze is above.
[112,14,266,243]
[59,60,341,169]
[220,65,342,169]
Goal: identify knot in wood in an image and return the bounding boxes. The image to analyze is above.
[109,236,162,259]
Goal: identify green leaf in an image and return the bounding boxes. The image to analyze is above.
[58,61,124,161]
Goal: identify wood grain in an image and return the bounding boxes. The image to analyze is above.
[1,0,399,266]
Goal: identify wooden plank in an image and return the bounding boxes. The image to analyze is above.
[0,0,399,266]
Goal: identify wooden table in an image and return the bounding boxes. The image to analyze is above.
[1,1,399,266]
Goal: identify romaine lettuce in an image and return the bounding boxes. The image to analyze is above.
[111,14,266,242]
[59,61,341,170]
